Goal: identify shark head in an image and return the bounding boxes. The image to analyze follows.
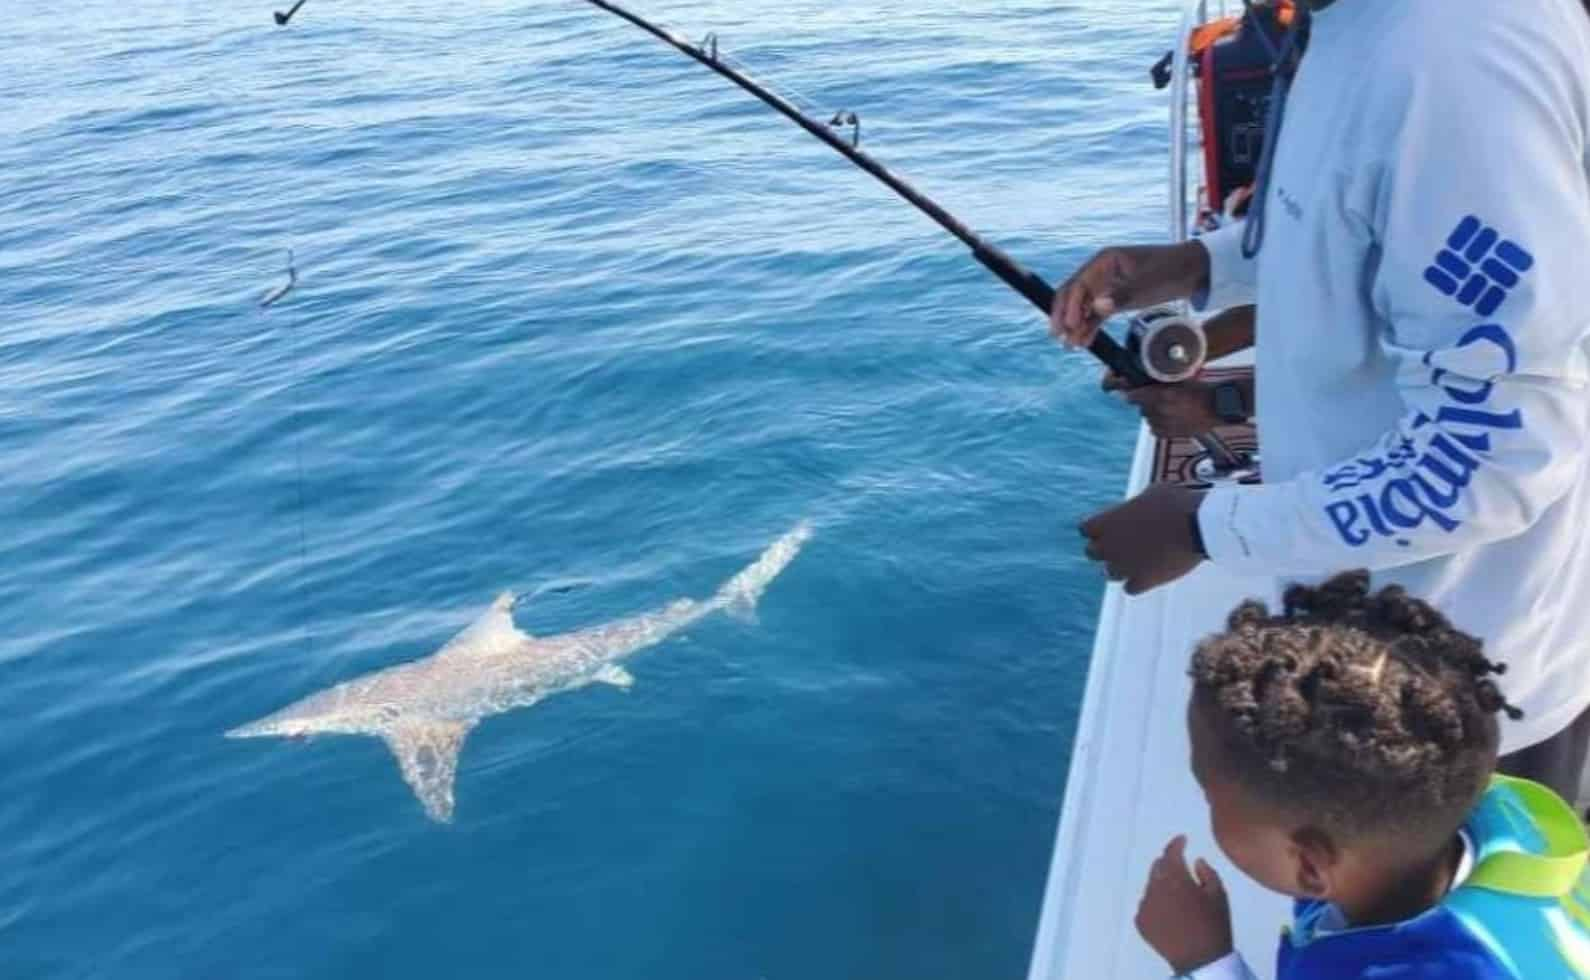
[225,682,392,740]
[222,593,529,821]
[225,713,304,740]
[225,592,525,742]
[227,680,469,823]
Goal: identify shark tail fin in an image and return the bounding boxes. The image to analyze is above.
[713,520,813,624]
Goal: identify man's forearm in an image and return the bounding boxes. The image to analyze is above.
[1202,306,1255,361]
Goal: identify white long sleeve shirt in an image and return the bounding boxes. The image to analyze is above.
[1194,0,1590,752]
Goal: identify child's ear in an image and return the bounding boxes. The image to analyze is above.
[1289,826,1339,899]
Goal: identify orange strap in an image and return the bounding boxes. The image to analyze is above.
[1187,2,1295,58]
[1188,16,1241,57]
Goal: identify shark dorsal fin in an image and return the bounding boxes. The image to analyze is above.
[439,591,530,659]
[384,719,474,822]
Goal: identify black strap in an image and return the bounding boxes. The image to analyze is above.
[1239,2,1311,260]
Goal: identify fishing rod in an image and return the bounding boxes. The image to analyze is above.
[582,0,1151,384]
[580,0,1250,473]
[275,0,309,27]
[267,0,1246,472]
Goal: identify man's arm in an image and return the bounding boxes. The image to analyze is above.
[1192,222,1259,314]
[1204,305,1256,362]
[1200,24,1590,574]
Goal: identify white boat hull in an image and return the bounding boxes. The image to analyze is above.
[1025,390,1288,979]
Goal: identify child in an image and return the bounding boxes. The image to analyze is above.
[1136,571,1590,979]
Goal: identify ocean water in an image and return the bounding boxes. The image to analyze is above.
[2,1,1173,976]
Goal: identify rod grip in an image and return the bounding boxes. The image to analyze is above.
[970,243,1151,387]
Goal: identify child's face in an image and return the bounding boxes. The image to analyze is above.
[1187,695,1334,900]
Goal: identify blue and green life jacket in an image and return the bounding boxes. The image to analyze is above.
[1278,776,1590,979]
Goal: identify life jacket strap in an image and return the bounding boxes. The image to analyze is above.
[1466,775,1590,898]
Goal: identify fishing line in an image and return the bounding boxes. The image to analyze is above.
[711,45,862,148]
[264,261,318,659]
[251,244,313,650]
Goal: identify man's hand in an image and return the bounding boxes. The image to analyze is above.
[1103,375,1223,440]
[1135,836,1234,976]
[1050,241,1211,349]
[1080,483,1206,595]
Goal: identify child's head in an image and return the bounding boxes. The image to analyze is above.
[1187,571,1519,903]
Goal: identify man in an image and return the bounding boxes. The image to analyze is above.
[1051,0,1590,799]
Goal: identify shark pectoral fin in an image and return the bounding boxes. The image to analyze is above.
[594,664,635,690]
[384,720,473,823]
[440,592,531,659]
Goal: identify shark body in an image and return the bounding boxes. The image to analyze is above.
[228,522,812,821]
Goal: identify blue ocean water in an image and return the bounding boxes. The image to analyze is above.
[2,1,1173,976]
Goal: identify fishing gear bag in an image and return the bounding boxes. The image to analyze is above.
[1152,1,1307,224]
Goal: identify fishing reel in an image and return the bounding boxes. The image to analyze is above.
[1124,306,1259,484]
[1125,306,1207,384]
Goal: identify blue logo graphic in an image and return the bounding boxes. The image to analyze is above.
[1423,215,1534,317]
[1323,437,1417,493]
[1322,324,1524,550]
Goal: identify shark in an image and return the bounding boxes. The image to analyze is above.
[228,521,813,822]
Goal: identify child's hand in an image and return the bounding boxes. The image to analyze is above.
[1135,836,1234,975]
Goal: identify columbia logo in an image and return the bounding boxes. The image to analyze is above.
[1423,216,1534,317]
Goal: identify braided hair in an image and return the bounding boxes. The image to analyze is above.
[1191,571,1520,843]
